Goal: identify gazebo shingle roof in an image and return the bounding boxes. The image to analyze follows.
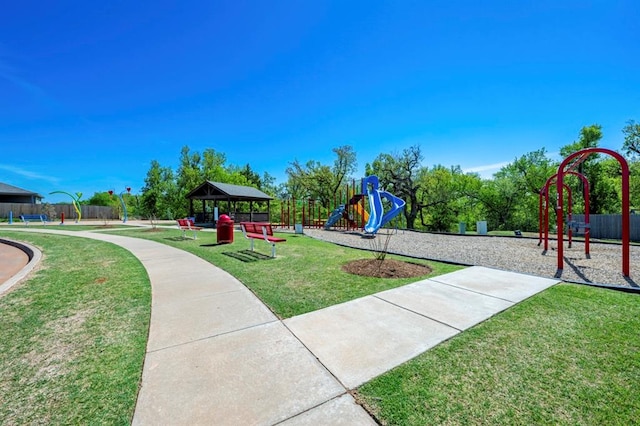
[186,181,273,201]
[0,182,42,198]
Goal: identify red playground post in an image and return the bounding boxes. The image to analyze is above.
[556,148,631,277]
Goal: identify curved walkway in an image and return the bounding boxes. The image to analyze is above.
[1,228,559,425]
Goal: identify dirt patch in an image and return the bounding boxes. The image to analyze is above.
[342,258,432,278]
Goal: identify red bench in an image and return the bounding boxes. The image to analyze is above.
[176,218,203,239]
[240,222,286,258]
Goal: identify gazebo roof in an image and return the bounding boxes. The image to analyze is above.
[0,182,43,198]
[186,181,273,202]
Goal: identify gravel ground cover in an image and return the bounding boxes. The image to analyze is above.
[303,228,640,289]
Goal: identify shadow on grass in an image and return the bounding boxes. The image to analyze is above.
[222,250,272,263]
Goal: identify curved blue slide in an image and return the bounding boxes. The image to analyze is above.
[362,175,405,234]
[363,190,405,234]
[363,191,382,233]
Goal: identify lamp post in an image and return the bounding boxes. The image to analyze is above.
[109,187,131,223]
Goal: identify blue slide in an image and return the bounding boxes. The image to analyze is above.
[362,175,406,234]
[364,191,382,233]
[324,205,346,229]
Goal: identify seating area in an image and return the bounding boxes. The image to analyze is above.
[240,222,286,258]
[176,218,202,239]
[19,214,48,225]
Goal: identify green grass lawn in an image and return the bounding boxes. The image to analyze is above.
[0,231,150,425]
[3,227,638,425]
[3,224,132,232]
[110,227,462,318]
[357,283,640,425]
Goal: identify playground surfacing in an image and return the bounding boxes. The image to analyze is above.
[305,228,640,289]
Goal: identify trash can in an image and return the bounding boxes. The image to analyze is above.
[476,221,488,235]
[216,214,234,244]
[458,222,466,234]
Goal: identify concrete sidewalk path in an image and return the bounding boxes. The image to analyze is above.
[285,266,559,389]
[2,228,374,425]
[2,228,560,425]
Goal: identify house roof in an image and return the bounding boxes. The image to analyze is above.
[0,182,43,198]
[186,181,273,201]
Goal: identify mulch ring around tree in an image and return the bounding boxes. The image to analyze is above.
[342,258,432,278]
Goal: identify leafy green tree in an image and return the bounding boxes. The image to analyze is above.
[416,165,465,232]
[622,119,640,158]
[630,160,640,210]
[202,148,231,182]
[86,192,117,207]
[285,145,357,207]
[490,148,559,231]
[559,124,615,214]
[140,160,176,219]
[475,177,520,230]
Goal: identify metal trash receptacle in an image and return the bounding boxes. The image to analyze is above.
[216,214,234,244]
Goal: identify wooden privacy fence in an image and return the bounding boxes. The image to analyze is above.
[0,203,117,220]
[572,214,640,242]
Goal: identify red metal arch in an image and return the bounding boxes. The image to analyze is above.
[539,171,590,252]
[556,148,631,277]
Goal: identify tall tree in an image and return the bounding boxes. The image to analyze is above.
[140,160,177,219]
[284,145,357,207]
[622,119,640,158]
[559,125,611,213]
[417,165,466,231]
[202,148,230,182]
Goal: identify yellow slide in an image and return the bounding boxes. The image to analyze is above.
[352,202,369,222]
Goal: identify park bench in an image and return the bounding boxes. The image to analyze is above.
[240,222,286,258]
[176,218,203,239]
[20,214,48,225]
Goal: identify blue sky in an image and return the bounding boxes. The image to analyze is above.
[1,1,638,203]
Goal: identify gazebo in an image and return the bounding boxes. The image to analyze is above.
[186,181,273,226]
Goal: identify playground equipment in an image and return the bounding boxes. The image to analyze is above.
[50,191,82,222]
[324,194,370,229]
[275,177,404,232]
[362,175,406,234]
[323,176,405,234]
[539,171,589,251]
[556,148,631,277]
[109,187,131,223]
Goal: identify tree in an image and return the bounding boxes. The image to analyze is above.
[559,125,610,213]
[417,165,465,232]
[284,145,357,207]
[86,192,117,207]
[140,160,176,219]
[490,149,559,230]
[475,177,520,230]
[622,119,640,158]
